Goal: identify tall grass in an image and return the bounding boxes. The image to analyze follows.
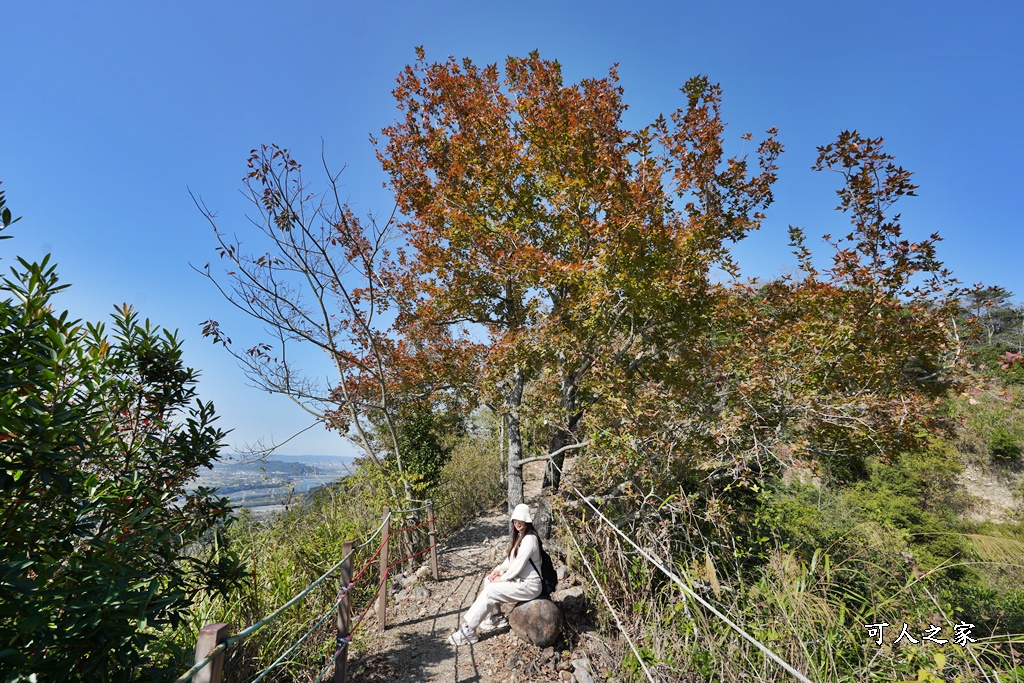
[556,438,1024,683]
[568,514,1024,683]
[956,384,1024,470]
[431,432,505,535]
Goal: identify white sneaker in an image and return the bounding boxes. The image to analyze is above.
[447,625,478,646]
[477,615,509,633]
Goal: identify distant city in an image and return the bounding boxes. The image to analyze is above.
[190,454,357,517]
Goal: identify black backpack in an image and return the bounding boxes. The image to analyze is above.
[528,539,558,598]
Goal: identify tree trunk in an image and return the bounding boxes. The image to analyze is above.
[498,413,507,485]
[543,371,582,490]
[505,367,525,512]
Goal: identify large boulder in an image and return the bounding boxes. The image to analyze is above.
[508,598,563,648]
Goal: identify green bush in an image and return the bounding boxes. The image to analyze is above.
[1,207,243,681]
[393,402,461,489]
[989,425,1022,461]
[764,445,968,575]
[430,430,503,534]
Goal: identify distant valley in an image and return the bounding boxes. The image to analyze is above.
[191,454,356,517]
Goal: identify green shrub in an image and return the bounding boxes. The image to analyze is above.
[430,430,503,534]
[0,253,243,681]
[989,425,1022,461]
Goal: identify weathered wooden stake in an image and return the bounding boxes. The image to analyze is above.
[193,622,229,683]
[378,507,390,633]
[427,502,439,581]
[404,514,414,575]
[334,540,353,683]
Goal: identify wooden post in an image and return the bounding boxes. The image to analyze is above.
[427,502,439,581]
[193,623,229,683]
[378,507,390,633]
[404,513,414,575]
[334,540,353,683]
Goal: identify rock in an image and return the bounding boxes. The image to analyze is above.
[572,670,596,683]
[541,647,555,661]
[509,599,563,648]
[552,585,585,612]
[559,671,574,682]
[398,574,418,589]
[553,585,584,600]
[556,565,571,581]
[415,564,432,578]
[572,657,592,673]
[412,586,431,600]
[395,589,409,601]
[557,659,573,672]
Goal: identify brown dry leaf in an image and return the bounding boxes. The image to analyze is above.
[705,551,721,600]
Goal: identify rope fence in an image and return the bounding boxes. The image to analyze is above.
[563,521,657,682]
[548,458,815,683]
[311,561,391,683]
[179,500,440,683]
[179,446,812,683]
[250,602,340,683]
[310,516,438,683]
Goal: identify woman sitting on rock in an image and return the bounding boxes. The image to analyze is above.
[448,503,543,646]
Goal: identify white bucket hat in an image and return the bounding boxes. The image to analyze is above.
[511,503,533,524]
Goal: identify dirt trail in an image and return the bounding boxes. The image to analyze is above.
[350,461,566,683]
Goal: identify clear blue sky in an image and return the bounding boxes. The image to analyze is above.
[4,1,1021,456]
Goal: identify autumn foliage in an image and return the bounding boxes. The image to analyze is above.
[377,50,783,506]
[185,50,1012,682]
[200,49,969,521]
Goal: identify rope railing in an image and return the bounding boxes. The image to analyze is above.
[175,639,230,683]
[311,560,390,683]
[548,459,815,683]
[175,515,391,683]
[389,517,433,537]
[564,521,657,683]
[310,517,438,683]
[351,567,390,637]
[180,500,441,683]
[250,601,341,683]
[387,540,437,568]
[351,532,391,585]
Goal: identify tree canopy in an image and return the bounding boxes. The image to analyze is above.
[200,49,969,527]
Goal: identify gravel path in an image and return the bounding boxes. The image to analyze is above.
[348,462,580,683]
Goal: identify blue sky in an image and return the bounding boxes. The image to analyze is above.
[4,1,1021,457]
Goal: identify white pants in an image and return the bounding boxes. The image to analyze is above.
[463,576,542,631]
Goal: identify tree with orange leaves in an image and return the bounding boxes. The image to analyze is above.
[378,49,781,508]
[724,131,966,482]
[577,131,968,505]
